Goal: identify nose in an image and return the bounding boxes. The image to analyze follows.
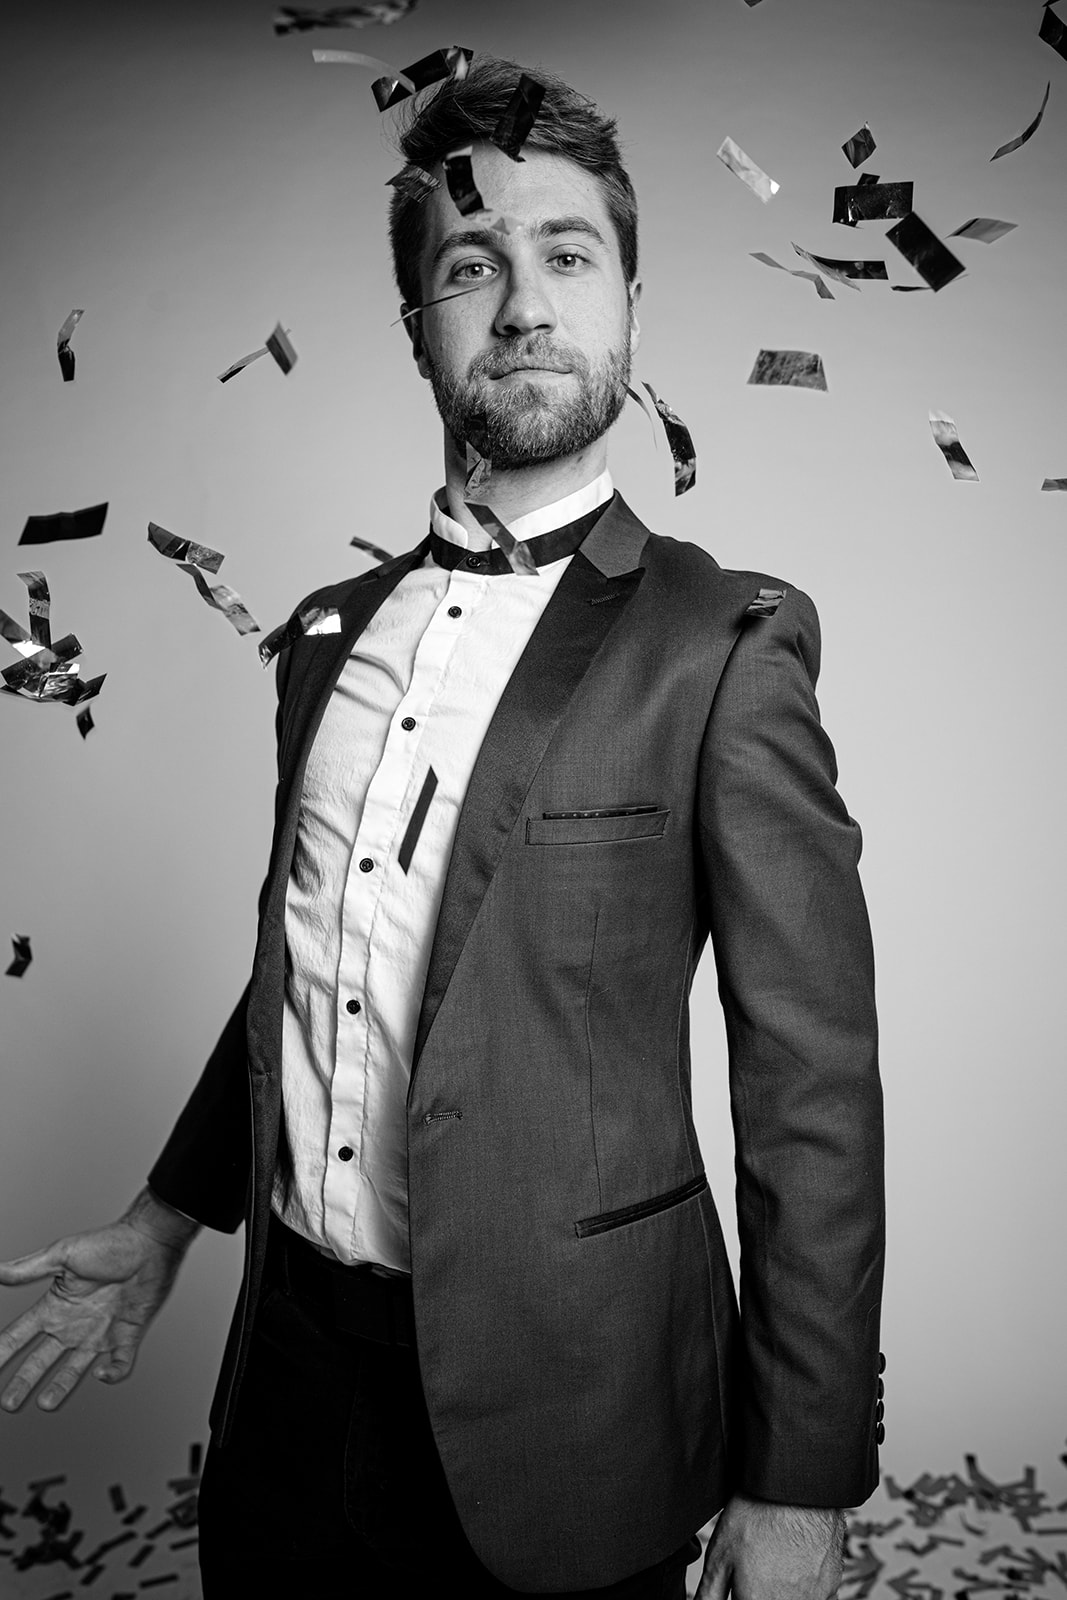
[493,259,558,339]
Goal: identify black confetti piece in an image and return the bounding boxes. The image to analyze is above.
[1041,4,1067,58]
[266,323,297,374]
[56,310,83,382]
[19,504,108,546]
[442,145,487,215]
[490,74,546,161]
[887,213,965,291]
[398,767,438,874]
[991,80,1051,160]
[833,180,913,226]
[842,122,877,167]
[6,935,32,978]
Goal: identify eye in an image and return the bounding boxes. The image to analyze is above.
[450,259,496,282]
[550,251,590,272]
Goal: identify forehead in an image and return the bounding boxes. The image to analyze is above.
[420,142,620,261]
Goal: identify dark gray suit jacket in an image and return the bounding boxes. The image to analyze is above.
[149,492,885,1592]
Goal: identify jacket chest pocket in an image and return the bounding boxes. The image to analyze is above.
[526,807,670,846]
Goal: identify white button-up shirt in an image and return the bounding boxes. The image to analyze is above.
[273,470,614,1271]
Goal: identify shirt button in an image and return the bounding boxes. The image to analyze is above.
[337,1146,354,1162]
[448,605,462,618]
[359,858,374,873]
[401,716,416,731]
[465,554,487,570]
[346,998,361,1015]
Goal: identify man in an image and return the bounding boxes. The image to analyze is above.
[0,57,885,1600]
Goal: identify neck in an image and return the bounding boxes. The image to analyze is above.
[442,431,609,532]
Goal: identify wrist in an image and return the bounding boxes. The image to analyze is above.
[124,1186,201,1251]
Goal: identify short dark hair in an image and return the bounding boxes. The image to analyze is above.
[388,55,639,310]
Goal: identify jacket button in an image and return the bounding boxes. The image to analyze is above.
[346,999,361,1015]
[878,1352,886,1374]
[401,717,416,731]
[875,1400,884,1421]
[359,858,374,873]
[877,1377,884,1399]
[875,1421,885,1444]
[338,1146,354,1162]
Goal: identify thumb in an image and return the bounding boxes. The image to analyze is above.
[695,1550,731,1600]
[0,1242,66,1285]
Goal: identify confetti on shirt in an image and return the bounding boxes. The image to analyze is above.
[842,122,877,168]
[990,80,1051,160]
[715,135,780,202]
[56,309,83,382]
[747,349,828,391]
[929,411,979,481]
[18,503,108,545]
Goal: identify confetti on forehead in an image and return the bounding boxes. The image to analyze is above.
[56,308,83,381]
[886,213,965,291]
[716,136,780,202]
[929,412,979,481]
[841,122,877,168]
[19,502,108,545]
[442,145,488,216]
[491,74,547,162]
[990,80,1051,160]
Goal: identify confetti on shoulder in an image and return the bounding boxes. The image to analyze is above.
[746,588,787,617]
[258,603,342,666]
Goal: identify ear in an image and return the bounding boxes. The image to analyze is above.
[627,280,642,355]
[402,306,431,378]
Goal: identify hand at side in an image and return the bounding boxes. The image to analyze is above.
[695,1493,845,1600]
[0,1186,199,1412]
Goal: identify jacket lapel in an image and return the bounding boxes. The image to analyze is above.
[411,495,650,1078]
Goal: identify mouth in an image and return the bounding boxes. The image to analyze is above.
[493,364,571,378]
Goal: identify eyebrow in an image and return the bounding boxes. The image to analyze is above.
[429,215,610,271]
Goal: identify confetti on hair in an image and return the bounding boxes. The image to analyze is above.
[491,73,546,161]
[386,165,439,202]
[442,145,488,215]
[56,309,83,382]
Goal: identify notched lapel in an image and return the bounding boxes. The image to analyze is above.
[411,546,646,1079]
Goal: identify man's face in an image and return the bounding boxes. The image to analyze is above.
[409,143,639,470]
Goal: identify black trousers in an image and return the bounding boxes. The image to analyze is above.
[198,1221,701,1598]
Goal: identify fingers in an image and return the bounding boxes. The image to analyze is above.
[0,1299,59,1382]
[36,1340,104,1411]
[0,1243,64,1285]
[1,1333,68,1412]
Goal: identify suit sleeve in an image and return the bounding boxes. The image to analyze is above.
[697,586,885,1508]
[146,647,294,1234]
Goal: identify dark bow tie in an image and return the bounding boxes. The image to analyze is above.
[427,499,611,576]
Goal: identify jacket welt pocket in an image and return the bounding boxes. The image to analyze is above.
[526,808,670,846]
[574,1173,708,1239]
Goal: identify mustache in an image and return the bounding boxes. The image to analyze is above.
[469,339,589,382]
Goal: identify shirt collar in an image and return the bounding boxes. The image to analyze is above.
[429,469,615,553]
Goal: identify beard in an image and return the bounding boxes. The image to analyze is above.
[423,330,632,470]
